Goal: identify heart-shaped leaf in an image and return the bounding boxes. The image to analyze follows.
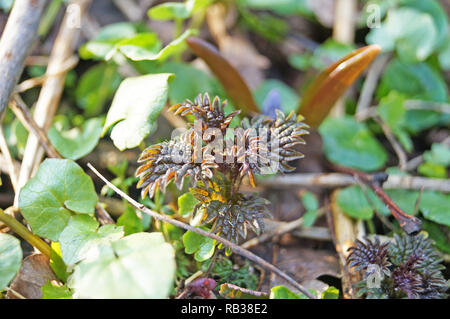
[18,159,98,241]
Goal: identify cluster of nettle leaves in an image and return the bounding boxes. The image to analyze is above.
[0,0,449,299]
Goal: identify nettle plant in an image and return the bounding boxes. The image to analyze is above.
[347,234,448,299]
[136,93,309,250]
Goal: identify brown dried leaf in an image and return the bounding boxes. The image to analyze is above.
[7,254,58,299]
[298,45,381,127]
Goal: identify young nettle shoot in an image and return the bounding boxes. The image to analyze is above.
[136,93,309,248]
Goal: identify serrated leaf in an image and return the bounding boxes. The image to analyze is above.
[59,215,124,265]
[18,159,98,241]
[319,116,387,171]
[0,233,22,291]
[102,73,174,150]
[48,117,103,160]
[41,281,72,299]
[69,232,175,298]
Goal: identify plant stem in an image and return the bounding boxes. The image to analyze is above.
[0,209,51,258]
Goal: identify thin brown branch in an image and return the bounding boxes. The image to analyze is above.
[10,96,61,159]
[374,116,407,170]
[87,163,317,299]
[0,0,47,116]
[0,124,19,192]
[259,173,450,193]
[241,208,326,249]
[335,166,422,235]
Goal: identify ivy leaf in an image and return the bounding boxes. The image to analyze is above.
[59,215,124,265]
[69,232,175,298]
[319,116,387,171]
[41,281,73,299]
[18,159,98,241]
[182,229,215,262]
[75,63,122,116]
[102,73,174,150]
[419,191,450,226]
[48,117,103,160]
[0,233,22,291]
[178,193,199,218]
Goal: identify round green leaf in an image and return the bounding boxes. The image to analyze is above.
[19,159,98,241]
[178,192,199,217]
[102,73,174,150]
[69,232,175,298]
[419,191,450,226]
[319,116,387,171]
[336,186,374,220]
[59,215,124,265]
[48,117,103,160]
[0,233,22,291]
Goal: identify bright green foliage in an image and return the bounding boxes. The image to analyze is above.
[102,73,174,150]
[178,192,199,218]
[319,116,388,171]
[300,191,319,227]
[182,229,215,262]
[48,117,103,160]
[19,159,98,241]
[117,205,144,235]
[0,233,22,291]
[59,215,124,265]
[69,232,175,298]
[41,282,73,299]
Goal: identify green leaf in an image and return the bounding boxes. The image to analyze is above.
[182,229,215,262]
[270,285,301,299]
[240,0,313,17]
[117,33,162,61]
[310,39,355,70]
[178,193,199,218]
[319,116,387,171]
[102,73,174,150]
[117,205,144,235]
[148,0,195,20]
[79,22,137,60]
[50,242,69,282]
[422,220,450,254]
[158,61,223,104]
[59,215,124,265]
[419,191,450,226]
[377,58,447,103]
[302,210,318,228]
[418,162,447,179]
[41,282,73,299]
[18,159,98,241]
[424,143,450,167]
[0,233,22,291]
[69,232,175,298]
[75,63,122,116]
[385,189,419,215]
[254,79,300,115]
[337,186,374,220]
[367,8,438,62]
[321,286,340,299]
[48,117,103,160]
[301,191,319,211]
[438,38,450,70]
[377,91,406,129]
